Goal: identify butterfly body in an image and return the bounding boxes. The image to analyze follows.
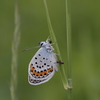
[28,39,58,85]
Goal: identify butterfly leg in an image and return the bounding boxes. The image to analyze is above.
[57,61,64,64]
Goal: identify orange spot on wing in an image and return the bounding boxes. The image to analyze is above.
[33,70,40,76]
[30,64,35,73]
[35,72,40,76]
[37,73,40,76]
[39,72,44,76]
[44,70,48,75]
[31,68,49,76]
[30,64,33,68]
[48,68,53,72]
[30,67,34,72]
[33,70,36,75]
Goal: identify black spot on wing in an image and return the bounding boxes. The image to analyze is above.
[39,66,41,69]
[42,65,44,67]
[35,57,37,59]
[38,54,41,56]
[47,65,50,67]
[36,65,38,68]
[46,58,48,60]
[35,62,37,64]
[43,57,45,59]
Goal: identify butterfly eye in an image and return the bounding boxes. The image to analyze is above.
[40,43,43,46]
[49,40,52,44]
[39,42,45,47]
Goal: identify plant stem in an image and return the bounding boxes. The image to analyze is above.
[10,2,20,100]
[66,0,73,99]
[43,0,69,90]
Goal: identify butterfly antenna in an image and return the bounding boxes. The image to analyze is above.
[22,46,40,52]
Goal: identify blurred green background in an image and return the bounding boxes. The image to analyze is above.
[0,0,100,100]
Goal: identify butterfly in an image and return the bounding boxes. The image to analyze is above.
[28,38,59,85]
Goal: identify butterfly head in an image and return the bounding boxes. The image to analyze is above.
[39,40,52,47]
[39,41,46,47]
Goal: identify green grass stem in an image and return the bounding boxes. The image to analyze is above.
[66,0,73,99]
[10,2,20,100]
[43,0,70,90]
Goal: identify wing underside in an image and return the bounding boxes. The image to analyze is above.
[28,48,58,85]
[28,74,53,85]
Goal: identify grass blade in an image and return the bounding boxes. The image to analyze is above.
[66,0,73,99]
[10,2,20,100]
[43,0,70,90]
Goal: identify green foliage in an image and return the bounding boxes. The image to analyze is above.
[0,0,100,100]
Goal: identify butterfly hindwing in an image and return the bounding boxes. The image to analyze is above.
[28,47,58,85]
[28,39,60,85]
[28,75,53,85]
